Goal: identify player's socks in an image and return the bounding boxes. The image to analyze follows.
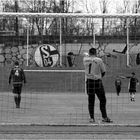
[14,96,18,107]
[17,96,21,108]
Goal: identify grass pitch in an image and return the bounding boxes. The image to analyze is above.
[0,92,140,125]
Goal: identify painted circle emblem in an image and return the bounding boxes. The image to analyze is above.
[34,44,59,67]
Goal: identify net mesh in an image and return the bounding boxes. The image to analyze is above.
[0,10,140,125]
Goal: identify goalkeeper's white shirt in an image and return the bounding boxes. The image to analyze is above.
[83,56,106,80]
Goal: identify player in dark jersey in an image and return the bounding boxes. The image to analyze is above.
[126,72,139,102]
[9,61,26,108]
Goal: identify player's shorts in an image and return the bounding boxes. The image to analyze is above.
[129,89,136,93]
[12,84,22,94]
[86,79,105,95]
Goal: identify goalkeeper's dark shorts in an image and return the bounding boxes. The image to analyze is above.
[12,84,22,95]
[86,79,105,95]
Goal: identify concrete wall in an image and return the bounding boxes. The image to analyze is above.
[0,43,139,67]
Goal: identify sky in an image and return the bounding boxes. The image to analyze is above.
[74,0,137,13]
[0,0,138,14]
[74,0,119,13]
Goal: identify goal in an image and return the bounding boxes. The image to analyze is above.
[0,12,140,125]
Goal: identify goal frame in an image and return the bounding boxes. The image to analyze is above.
[0,13,140,18]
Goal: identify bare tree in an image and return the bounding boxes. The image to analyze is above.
[115,0,140,37]
[99,0,111,36]
[1,0,103,37]
[131,0,140,39]
[15,0,19,37]
[74,0,99,36]
[1,0,19,32]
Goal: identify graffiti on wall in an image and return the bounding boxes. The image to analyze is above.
[34,44,59,67]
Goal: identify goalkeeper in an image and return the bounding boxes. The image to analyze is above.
[83,48,112,123]
[9,61,26,108]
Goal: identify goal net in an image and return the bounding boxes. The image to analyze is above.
[0,11,140,125]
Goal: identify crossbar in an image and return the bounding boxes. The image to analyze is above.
[0,12,140,18]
